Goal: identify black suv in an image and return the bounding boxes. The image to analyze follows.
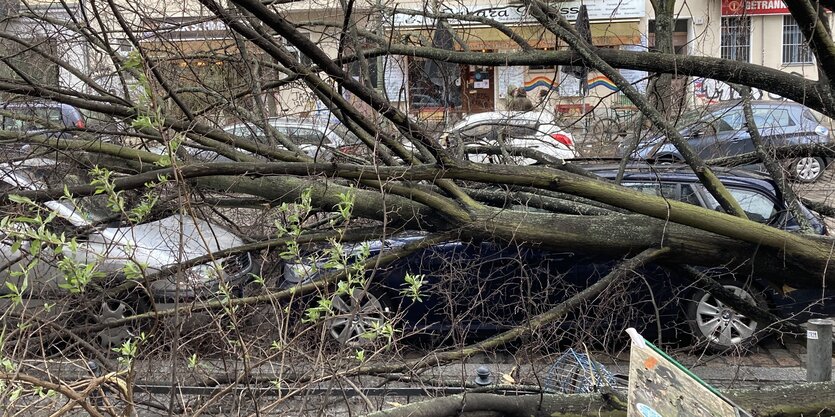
[283,165,832,351]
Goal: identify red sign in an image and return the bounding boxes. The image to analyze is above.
[722,0,789,15]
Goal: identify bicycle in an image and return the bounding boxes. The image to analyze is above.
[591,105,638,146]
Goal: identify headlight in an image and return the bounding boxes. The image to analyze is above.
[182,262,223,285]
[283,261,321,285]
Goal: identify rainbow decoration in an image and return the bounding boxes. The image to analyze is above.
[587,76,619,91]
[523,76,558,91]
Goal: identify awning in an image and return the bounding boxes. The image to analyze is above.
[396,21,642,51]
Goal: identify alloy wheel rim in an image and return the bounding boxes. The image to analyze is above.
[694,286,758,347]
[327,289,385,345]
[796,157,822,181]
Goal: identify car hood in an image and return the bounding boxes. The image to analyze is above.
[91,215,244,271]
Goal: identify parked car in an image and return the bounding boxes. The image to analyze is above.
[222,117,360,160]
[0,158,257,349]
[0,101,86,138]
[443,111,578,164]
[282,165,832,351]
[619,100,833,182]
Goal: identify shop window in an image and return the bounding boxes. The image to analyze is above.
[721,17,750,62]
[349,56,379,88]
[407,57,459,108]
[783,16,813,64]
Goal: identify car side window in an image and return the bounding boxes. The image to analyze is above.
[2,109,38,131]
[36,108,63,125]
[622,182,678,200]
[459,124,495,142]
[680,184,703,205]
[288,127,328,146]
[231,124,262,139]
[752,108,795,129]
[717,109,743,131]
[501,125,539,139]
[697,186,778,223]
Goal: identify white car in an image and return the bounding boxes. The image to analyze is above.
[444,111,577,164]
[0,158,256,348]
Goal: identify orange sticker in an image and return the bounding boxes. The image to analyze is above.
[644,357,658,369]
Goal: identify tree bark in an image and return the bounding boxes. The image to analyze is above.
[364,382,835,417]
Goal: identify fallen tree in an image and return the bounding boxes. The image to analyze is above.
[364,381,835,417]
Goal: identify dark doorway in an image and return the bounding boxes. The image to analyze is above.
[461,63,495,113]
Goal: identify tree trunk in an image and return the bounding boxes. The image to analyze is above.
[365,382,835,417]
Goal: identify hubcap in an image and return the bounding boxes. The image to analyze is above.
[796,157,822,181]
[326,289,386,345]
[694,286,758,348]
[96,300,136,348]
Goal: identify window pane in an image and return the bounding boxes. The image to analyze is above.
[699,187,778,223]
[721,17,750,62]
[783,16,813,64]
[622,182,678,200]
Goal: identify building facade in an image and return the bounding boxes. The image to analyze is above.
[378,0,831,119]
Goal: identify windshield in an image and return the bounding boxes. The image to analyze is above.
[28,165,133,224]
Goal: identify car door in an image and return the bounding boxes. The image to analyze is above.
[286,126,333,159]
[697,108,751,158]
[457,122,498,163]
[754,107,801,147]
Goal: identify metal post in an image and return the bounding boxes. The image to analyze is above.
[806,318,834,382]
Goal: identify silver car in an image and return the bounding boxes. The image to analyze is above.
[0,158,255,348]
[223,117,360,160]
[621,100,832,182]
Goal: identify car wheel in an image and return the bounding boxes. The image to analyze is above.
[792,156,826,183]
[592,118,619,145]
[686,281,768,352]
[94,299,142,349]
[324,288,390,346]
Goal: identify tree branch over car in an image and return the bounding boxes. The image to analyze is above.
[2,0,835,415]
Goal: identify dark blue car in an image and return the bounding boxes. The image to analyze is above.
[283,165,834,351]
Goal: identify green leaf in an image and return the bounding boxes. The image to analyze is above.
[7,194,33,205]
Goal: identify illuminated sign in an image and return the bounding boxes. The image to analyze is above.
[722,0,789,16]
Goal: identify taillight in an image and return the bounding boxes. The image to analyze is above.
[75,118,85,129]
[550,133,574,148]
[338,145,359,155]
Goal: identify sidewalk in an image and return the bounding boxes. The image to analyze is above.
[606,338,812,389]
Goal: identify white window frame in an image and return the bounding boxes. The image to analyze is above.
[783,15,814,64]
[720,16,751,62]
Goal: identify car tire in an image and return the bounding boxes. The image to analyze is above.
[686,280,768,352]
[792,156,826,183]
[324,288,391,346]
[592,118,619,145]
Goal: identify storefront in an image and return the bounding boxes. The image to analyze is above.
[385,0,647,115]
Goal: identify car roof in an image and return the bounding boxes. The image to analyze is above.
[458,110,555,124]
[702,100,807,112]
[226,117,335,131]
[580,162,778,190]
[0,101,76,109]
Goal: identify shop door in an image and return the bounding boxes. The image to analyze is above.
[462,64,494,113]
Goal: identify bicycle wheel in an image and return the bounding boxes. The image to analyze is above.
[592,118,620,146]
